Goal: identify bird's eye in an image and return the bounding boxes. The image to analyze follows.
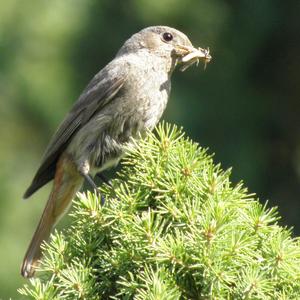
[162,32,173,42]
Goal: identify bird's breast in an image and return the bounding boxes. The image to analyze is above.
[69,55,172,172]
[122,65,171,130]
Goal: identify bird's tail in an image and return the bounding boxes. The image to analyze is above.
[21,155,83,278]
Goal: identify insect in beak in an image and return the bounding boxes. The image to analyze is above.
[175,45,212,71]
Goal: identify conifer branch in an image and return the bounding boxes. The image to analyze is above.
[19,123,300,299]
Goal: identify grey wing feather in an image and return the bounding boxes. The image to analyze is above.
[24,60,128,198]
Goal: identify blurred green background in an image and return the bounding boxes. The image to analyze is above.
[0,0,299,297]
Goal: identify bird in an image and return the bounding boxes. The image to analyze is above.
[21,25,211,278]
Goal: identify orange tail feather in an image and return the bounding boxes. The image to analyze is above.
[21,155,83,278]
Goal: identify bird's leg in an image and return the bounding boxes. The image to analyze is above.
[95,173,112,205]
[82,173,106,205]
[82,173,98,190]
[96,172,121,204]
[96,173,112,187]
[78,163,106,205]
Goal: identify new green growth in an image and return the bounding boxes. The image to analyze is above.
[19,123,300,299]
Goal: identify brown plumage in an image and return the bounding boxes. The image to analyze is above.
[21,154,83,277]
[21,26,211,278]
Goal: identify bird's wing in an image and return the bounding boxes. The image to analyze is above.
[24,60,128,198]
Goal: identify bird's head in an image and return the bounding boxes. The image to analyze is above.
[117,26,211,72]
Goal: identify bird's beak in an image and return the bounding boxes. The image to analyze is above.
[175,45,212,71]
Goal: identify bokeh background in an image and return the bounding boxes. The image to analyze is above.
[0,0,299,297]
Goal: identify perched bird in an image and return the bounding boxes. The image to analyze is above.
[21,25,211,278]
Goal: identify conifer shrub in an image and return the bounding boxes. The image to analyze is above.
[19,123,300,299]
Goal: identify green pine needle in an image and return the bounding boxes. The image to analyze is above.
[19,123,300,299]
